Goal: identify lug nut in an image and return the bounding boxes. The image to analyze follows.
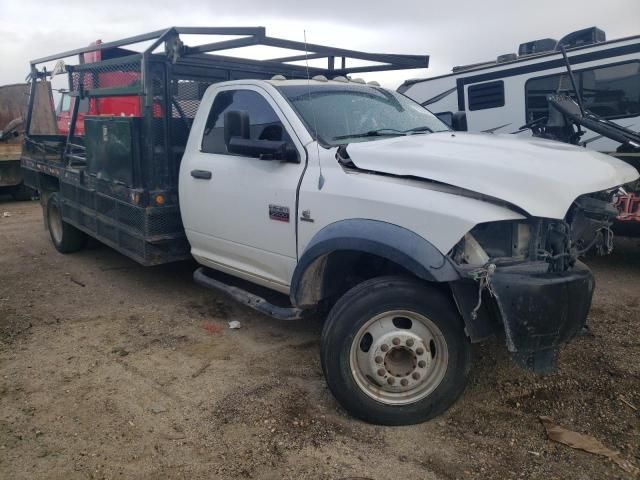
[400,379,409,386]
[406,338,414,347]
[392,337,401,346]
[387,377,395,385]
[416,347,425,356]
[418,360,426,368]
[412,372,420,380]
[381,344,389,352]
[377,368,386,376]
[375,356,383,364]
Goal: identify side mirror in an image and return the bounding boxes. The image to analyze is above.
[228,137,289,160]
[451,111,468,132]
[224,110,250,147]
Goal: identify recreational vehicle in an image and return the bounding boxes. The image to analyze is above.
[399,27,640,153]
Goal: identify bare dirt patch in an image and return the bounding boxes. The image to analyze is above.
[1,199,638,479]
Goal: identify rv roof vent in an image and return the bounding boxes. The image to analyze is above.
[518,38,557,57]
[350,78,366,84]
[312,75,328,82]
[497,53,517,63]
[332,76,348,82]
[271,75,286,81]
[556,27,606,51]
[367,80,380,86]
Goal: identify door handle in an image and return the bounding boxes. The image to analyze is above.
[190,169,212,180]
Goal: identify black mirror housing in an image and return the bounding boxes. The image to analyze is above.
[224,110,250,147]
[451,112,468,132]
[228,137,289,160]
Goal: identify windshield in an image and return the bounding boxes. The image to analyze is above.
[277,84,449,146]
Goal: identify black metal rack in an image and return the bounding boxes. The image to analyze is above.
[22,27,429,265]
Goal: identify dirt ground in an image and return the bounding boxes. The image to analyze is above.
[0,198,638,480]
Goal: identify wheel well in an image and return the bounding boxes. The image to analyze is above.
[293,250,448,310]
[37,173,59,193]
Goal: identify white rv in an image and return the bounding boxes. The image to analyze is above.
[399,27,640,153]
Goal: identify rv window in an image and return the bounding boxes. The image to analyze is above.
[467,81,505,111]
[525,61,640,121]
[201,89,290,155]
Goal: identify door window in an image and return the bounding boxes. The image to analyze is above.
[59,93,71,113]
[201,89,291,154]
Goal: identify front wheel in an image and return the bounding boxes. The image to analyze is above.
[320,276,470,425]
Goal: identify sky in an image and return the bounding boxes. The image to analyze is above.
[1,0,639,89]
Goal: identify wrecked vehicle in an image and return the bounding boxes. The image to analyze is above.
[21,28,639,425]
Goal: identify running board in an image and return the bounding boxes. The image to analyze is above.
[193,267,304,321]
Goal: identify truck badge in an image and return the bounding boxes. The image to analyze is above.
[269,204,290,222]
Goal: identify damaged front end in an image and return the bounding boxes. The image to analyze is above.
[449,190,620,373]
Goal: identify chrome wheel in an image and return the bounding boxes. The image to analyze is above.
[349,309,448,405]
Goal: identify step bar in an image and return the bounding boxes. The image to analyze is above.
[193,267,304,321]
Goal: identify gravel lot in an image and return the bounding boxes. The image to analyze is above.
[1,198,639,480]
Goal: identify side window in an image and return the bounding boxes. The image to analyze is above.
[201,89,291,155]
[467,81,505,111]
[525,61,640,121]
[581,62,640,118]
[59,93,71,113]
[525,73,573,122]
[435,111,453,127]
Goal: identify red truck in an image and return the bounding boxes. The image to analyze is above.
[56,40,141,135]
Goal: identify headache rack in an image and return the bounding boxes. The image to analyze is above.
[21,26,428,265]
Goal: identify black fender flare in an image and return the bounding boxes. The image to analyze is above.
[290,219,460,306]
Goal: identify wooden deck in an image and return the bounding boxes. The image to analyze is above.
[0,144,22,161]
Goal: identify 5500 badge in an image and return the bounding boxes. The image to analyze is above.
[269,204,290,222]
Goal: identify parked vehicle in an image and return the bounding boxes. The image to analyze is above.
[21,28,638,425]
[399,26,640,225]
[0,83,45,200]
[55,41,142,136]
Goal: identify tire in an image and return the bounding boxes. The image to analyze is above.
[46,192,87,253]
[320,276,470,426]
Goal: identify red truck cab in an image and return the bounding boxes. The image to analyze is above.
[56,93,141,136]
[56,40,141,136]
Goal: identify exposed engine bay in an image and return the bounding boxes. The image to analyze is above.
[448,189,621,273]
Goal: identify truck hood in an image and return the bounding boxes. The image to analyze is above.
[344,132,639,218]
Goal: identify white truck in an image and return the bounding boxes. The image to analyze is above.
[22,28,639,425]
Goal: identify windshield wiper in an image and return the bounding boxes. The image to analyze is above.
[333,126,433,141]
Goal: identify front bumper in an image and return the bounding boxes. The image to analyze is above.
[489,260,594,353]
[451,260,595,373]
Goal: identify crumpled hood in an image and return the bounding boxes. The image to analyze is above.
[345,132,639,218]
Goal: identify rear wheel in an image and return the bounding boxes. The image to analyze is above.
[47,192,87,253]
[321,276,470,425]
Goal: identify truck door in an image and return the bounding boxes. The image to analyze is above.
[56,93,89,135]
[180,86,306,292]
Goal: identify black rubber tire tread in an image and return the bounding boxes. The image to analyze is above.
[320,275,470,426]
[47,192,87,254]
